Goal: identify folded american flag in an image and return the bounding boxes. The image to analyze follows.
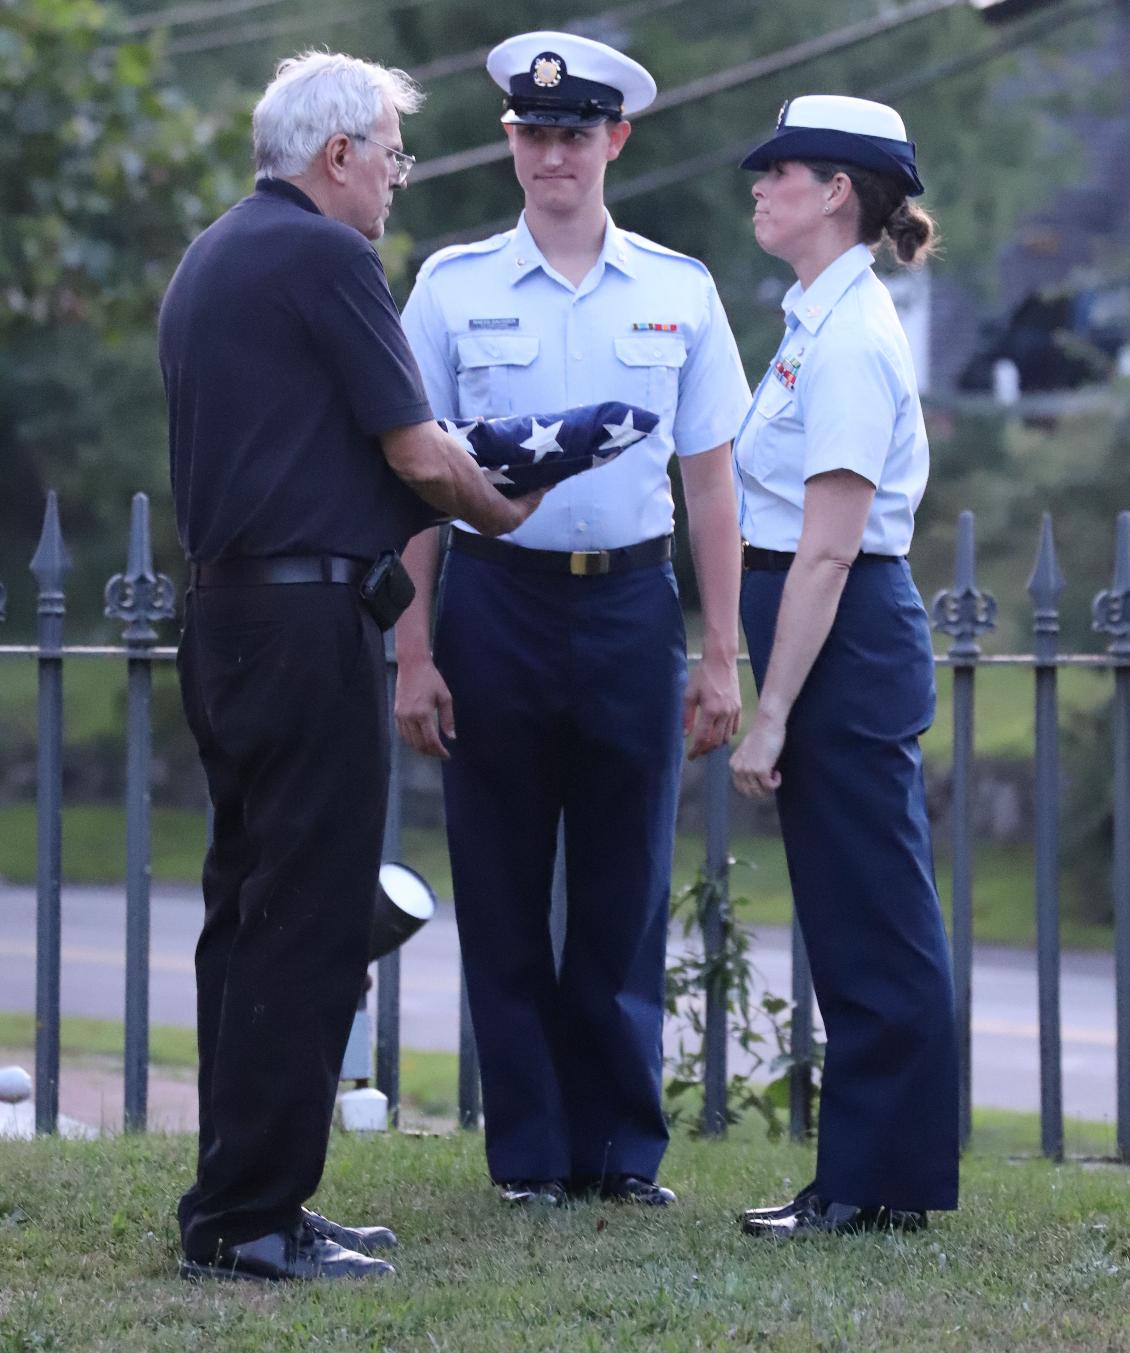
[439,401,658,498]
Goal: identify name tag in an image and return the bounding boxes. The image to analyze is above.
[469,317,520,330]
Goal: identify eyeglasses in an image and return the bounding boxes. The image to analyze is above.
[350,133,415,187]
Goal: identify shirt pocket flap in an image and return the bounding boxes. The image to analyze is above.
[456,334,539,370]
[755,379,794,419]
[614,335,688,369]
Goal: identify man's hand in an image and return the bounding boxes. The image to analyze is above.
[683,654,741,760]
[383,420,549,537]
[395,656,454,759]
[729,709,785,797]
[477,485,548,538]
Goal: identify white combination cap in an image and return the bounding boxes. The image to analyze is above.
[740,93,924,196]
[487,30,657,126]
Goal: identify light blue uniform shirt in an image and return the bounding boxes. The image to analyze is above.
[402,211,751,551]
[733,243,929,556]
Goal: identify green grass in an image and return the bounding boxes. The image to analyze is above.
[0,1015,1118,1160]
[0,1125,1127,1351]
[0,1013,198,1070]
[0,655,181,743]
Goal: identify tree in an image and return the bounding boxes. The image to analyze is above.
[0,0,247,631]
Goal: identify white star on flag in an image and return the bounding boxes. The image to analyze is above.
[598,409,648,451]
[519,417,565,462]
[441,418,480,458]
[482,466,514,486]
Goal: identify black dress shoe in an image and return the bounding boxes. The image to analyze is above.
[499,1179,567,1206]
[741,1195,927,1238]
[600,1175,677,1206]
[740,1181,819,1225]
[301,1207,398,1253]
[179,1219,395,1282]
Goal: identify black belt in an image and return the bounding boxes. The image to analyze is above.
[450,530,673,577]
[742,543,903,572]
[188,554,369,588]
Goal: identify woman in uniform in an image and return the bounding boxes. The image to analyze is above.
[730,95,959,1236]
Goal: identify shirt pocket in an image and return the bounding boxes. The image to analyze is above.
[749,378,797,481]
[454,333,539,416]
[613,334,687,419]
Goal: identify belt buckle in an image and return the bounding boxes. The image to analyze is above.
[569,550,610,577]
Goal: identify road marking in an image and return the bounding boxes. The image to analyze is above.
[0,940,194,975]
[972,1015,1115,1048]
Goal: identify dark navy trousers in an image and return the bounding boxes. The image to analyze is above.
[741,558,959,1212]
[435,551,687,1184]
[176,584,388,1258]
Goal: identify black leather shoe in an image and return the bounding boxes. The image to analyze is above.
[600,1175,677,1206]
[499,1179,566,1206]
[741,1195,927,1238]
[301,1207,398,1253]
[740,1181,819,1226]
[179,1220,395,1282]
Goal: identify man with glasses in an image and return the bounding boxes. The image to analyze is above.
[396,31,750,1208]
[160,50,542,1283]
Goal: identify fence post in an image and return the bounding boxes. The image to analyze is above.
[376,629,402,1127]
[1027,513,1064,1161]
[1092,509,1130,1162]
[701,743,730,1136]
[931,509,997,1149]
[104,493,176,1131]
[0,579,6,623]
[29,492,71,1135]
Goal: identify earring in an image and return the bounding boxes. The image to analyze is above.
[823,205,831,215]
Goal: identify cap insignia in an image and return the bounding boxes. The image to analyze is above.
[531,53,565,88]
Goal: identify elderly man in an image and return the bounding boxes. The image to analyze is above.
[159,51,542,1283]
[396,31,750,1207]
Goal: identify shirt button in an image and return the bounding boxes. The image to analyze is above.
[577,521,588,531]
[572,351,583,360]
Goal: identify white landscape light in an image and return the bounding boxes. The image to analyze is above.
[0,1066,32,1104]
[368,861,437,962]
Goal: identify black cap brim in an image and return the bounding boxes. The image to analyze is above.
[740,126,925,197]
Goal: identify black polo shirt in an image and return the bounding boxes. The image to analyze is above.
[159,178,437,562]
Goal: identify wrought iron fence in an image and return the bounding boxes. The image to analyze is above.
[1,493,1128,1161]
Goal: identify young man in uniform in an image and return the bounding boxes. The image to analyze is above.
[396,32,750,1205]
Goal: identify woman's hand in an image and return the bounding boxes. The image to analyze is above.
[730,708,786,797]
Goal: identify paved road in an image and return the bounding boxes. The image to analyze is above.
[0,884,1118,1125]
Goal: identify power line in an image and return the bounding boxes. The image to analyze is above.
[165,2,373,53]
[123,0,289,36]
[408,0,1111,258]
[408,0,685,83]
[409,0,966,184]
[160,0,682,60]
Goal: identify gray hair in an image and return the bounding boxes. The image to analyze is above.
[253,50,424,178]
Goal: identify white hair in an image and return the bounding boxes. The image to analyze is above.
[253,50,424,178]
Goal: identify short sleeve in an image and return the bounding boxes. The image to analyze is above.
[799,337,897,487]
[672,277,752,457]
[301,245,433,436]
[402,269,461,420]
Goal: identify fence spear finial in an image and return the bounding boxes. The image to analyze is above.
[104,493,176,645]
[1093,510,1130,658]
[931,509,997,658]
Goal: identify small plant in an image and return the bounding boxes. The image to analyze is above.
[664,862,823,1138]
